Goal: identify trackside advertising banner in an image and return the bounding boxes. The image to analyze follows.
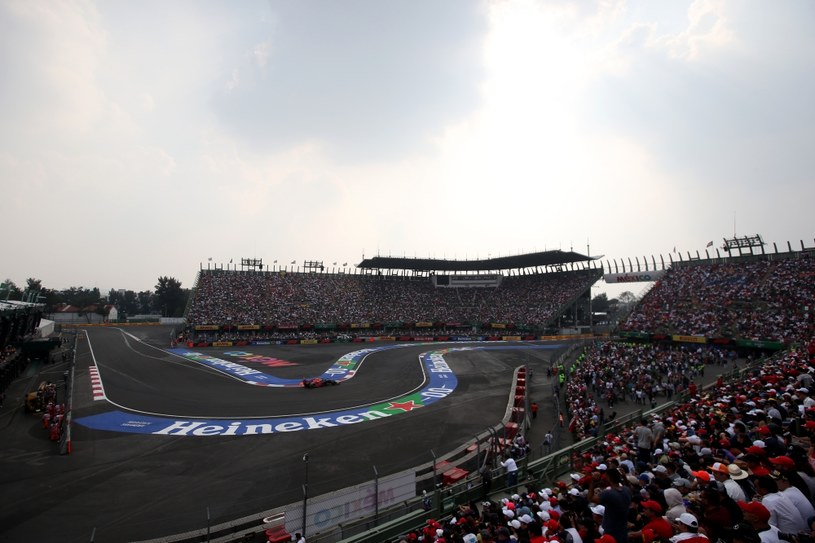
[285,469,416,535]
[73,343,561,437]
[604,270,666,283]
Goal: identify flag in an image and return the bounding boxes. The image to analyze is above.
[273,260,277,263]
[207,257,212,261]
[706,241,713,248]
[229,258,233,263]
[333,262,337,265]
[672,246,676,253]
[291,260,296,264]
[343,262,347,266]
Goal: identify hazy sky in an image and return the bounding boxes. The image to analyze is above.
[2,0,813,294]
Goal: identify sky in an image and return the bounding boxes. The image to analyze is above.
[2,0,813,296]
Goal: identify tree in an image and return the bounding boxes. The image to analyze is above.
[617,291,637,305]
[63,287,102,310]
[155,276,187,317]
[591,292,609,314]
[137,291,153,315]
[1,279,22,300]
[40,287,63,311]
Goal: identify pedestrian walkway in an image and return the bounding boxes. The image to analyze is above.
[520,346,735,460]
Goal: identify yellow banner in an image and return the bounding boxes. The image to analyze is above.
[491,323,506,329]
[416,322,433,328]
[502,336,522,341]
[237,325,260,330]
[195,325,220,331]
[212,341,233,347]
[300,339,318,345]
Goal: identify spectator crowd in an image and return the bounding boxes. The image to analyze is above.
[185,269,600,340]
[621,258,815,344]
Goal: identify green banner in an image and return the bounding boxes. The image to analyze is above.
[735,339,785,350]
[617,331,651,339]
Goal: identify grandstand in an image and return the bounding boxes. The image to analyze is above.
[183,250,605,344]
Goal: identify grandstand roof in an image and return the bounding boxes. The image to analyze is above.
[0,300,43,315]
[358,250,598,272]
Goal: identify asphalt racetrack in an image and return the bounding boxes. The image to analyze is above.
[0,326,572,542]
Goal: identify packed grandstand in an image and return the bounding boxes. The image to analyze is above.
[181,251,605,345]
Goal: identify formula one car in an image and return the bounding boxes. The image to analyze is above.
[301,377,339,389]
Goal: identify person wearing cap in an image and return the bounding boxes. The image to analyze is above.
[629,500,673,543]
[673,478,693,497]
[754,475,808,533]
[796,388,815,411]
[669,513,708,543]
[738,501,783,543]
[590,504,606,534]
[710,461,747,501]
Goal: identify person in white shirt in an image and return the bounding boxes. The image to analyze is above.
[754,475,808,534]
[501,455,518,490]
[776,472,815,525]
[711,462,747,502]
[739,501,783,543]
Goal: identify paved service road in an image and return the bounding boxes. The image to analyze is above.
[0,326,571,542]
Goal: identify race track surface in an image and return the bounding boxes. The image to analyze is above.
[0,326,570,542]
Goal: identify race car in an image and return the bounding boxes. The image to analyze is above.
[301,377,339,389]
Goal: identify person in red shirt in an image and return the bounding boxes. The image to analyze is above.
[629,500,673,543]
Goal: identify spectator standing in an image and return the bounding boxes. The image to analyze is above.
[635,419,654,464]
[589,467,632,543]
[501,455,518,491]
[543,431,553,454]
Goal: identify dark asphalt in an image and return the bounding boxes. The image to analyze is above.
[0,326,572,543]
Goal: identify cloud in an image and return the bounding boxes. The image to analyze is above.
[211,0,488,161]
[0,0,108,141]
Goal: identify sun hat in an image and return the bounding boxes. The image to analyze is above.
[728,464,749,480]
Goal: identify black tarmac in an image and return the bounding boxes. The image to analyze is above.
[0,326,571,543]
